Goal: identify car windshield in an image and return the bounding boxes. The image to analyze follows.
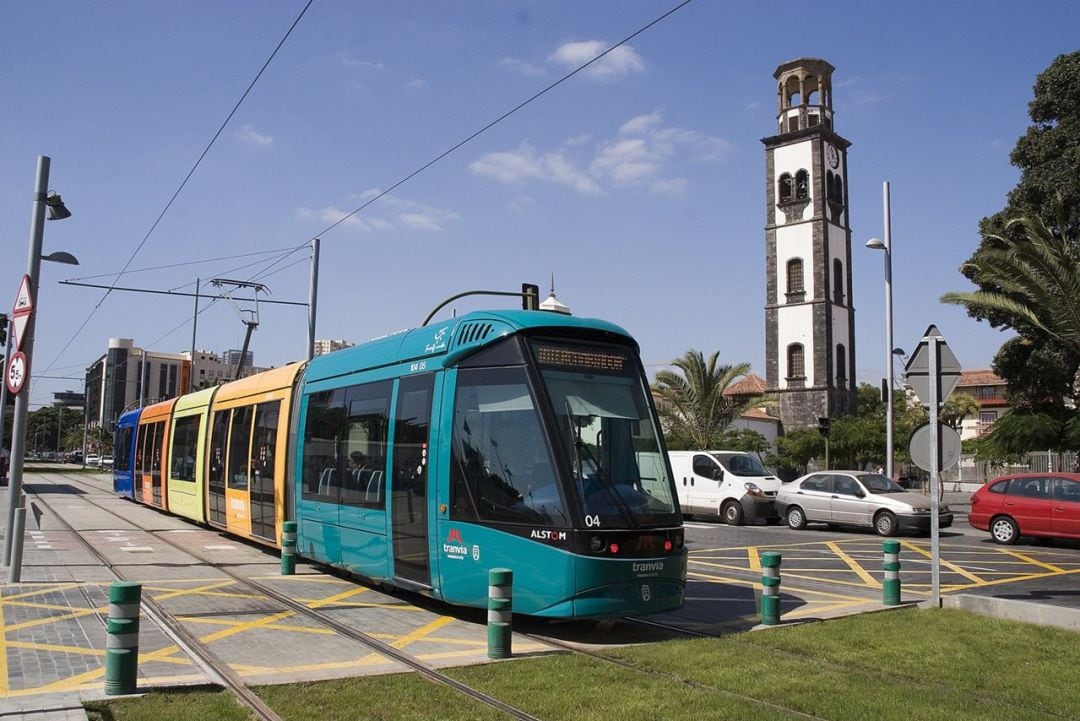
[711,452,769,477]
[860,474,906,494]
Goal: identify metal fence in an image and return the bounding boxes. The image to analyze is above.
[943,451,1079,489]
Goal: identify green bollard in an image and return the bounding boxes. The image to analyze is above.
[760,551,782,626]
[281,521,297,575]
[882,540,901,606]
[105,581,142,695]
[487,568,513,659]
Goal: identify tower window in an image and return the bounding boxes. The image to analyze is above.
[778,173,793,204]
[794,170,809,201]
[786,258,805,300]
[833,258,844,305]
[787,344,805,380]
[836,344,847,384]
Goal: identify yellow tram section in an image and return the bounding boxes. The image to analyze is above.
[166,386,218,524]
[207,362,305,547]
[135,397,177,510]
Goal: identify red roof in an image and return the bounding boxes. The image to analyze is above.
[741,406,779,421]
[724,373,767,397]
[958,369,1005,387]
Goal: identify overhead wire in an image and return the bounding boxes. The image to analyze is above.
[42,0,314,374]
[248,0,698,280]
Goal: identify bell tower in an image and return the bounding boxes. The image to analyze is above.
[762,58,856,430]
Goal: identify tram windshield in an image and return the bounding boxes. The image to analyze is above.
[532,340,679,528]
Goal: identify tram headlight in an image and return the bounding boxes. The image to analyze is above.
[590,536,605,553]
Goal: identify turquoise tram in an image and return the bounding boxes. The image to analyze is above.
[115,307,687,618]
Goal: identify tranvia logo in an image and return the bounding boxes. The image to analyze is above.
[443,529,468,559]
[641,584,652,602]
[632,561,664,575]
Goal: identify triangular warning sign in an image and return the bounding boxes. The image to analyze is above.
[12,313,29,352]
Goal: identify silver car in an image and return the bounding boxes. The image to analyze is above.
[777,471,953,536]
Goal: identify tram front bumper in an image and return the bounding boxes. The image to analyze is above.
[557,550,688,619]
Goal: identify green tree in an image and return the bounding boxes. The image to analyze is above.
[940,392,981,431]
[652,351,759,450]
[765,428,823,476]
[943,211,1080,401]
[951,52,1080,441]
[714,428,770,455]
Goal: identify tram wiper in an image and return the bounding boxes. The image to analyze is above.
[565,402,637,528]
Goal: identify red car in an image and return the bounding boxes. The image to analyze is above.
[969,473,1080,544]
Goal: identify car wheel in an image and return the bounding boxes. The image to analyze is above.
[786,506,807,530]
[874,511,898,537]
[722,501,744,526]
[990,516,1020,545]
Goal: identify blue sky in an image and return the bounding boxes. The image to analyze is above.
[2,1,1078,411]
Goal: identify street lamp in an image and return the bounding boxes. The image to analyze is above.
[2,156,77,581]
[866,181,894,480]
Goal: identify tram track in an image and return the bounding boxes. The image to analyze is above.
[25,472,544,721]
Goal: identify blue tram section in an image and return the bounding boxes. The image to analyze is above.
[112,408,140,498]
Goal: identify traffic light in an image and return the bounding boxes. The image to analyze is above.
[0,313,7,346]
[521,283,540,311]
[817,416,831,438]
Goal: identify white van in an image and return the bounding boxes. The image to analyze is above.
[668,451,783,525]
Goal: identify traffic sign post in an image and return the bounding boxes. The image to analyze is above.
[903,325,963,609]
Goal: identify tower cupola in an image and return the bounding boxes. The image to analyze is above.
[774,58,834,135]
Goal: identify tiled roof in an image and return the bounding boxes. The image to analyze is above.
[957,369,1005,387]
[741,406,779,421]
[724,373,767,396]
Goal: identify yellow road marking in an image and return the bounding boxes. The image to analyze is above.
[391,615,456,650]
[198,610,295,644]
[0,589,8,695]
[306,586,370,609]
[687,570,870,603]
[900,540,986,585]
[177,616,334,635]
[151,580,260,602]
[999,549,1066,574]
[747,546,761,573]
[825,541,881,588]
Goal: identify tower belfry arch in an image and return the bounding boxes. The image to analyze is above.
[762,58,856,430]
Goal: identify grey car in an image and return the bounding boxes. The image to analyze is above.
[777,471,953,536]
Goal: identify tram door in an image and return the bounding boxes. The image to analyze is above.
[224,406,253,536]
[248,401,280,542]
[391,374,434,586]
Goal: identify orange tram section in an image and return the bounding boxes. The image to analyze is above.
[116,362,303,548]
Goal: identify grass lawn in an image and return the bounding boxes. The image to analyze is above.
[86,608,1079,720]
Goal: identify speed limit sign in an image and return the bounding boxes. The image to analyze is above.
[5,351,28,394]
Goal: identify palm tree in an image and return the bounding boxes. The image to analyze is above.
[942,207,1080,402]
[651,350,759,450]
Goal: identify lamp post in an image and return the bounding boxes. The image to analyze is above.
[3,156,77,580]
[866,181,894,480]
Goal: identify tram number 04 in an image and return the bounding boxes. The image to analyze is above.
[410,361,427,372]
[585,514,601,528]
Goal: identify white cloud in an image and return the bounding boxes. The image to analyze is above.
[500,57,546,77]
[471,112,728,198]
[406,78,429,92]
[469,145,600,194]
[337,51,383,71]
[236,124,273,147]
[298,192,459,233]
[619,112,662,136]
[549,40,644,80]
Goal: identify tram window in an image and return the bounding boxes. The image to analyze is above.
[450,367,567,526]
[170,416,200,482]
[301,389,347,504]
[251,401,280,485]
[534,340,679,526]
[340,381,391,508]
[136,424,150,475]
[227,406,253,491]
[114,427,133,472]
